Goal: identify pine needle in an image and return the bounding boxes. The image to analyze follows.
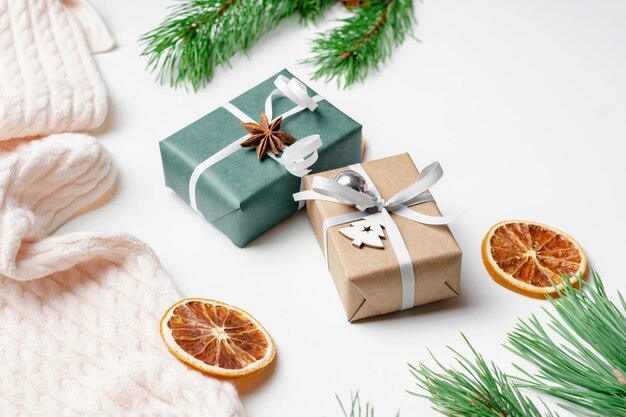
[298,0,336,23]
[335,392,399,417]
[507,269,626,417]
[408,335,558,417]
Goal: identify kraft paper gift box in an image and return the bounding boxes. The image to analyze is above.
[159,69,362,247]
[298,154,462,322]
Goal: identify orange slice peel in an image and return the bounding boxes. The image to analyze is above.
[160,298,275,378]
[481,220,588,299]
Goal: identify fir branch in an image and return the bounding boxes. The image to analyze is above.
[336,392,398,417]
[507,270,626,417]
[408,335,558,417]
[305,0,416,87]
[140,0,300,90]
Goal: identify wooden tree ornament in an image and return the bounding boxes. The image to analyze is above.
[339,214,386,249]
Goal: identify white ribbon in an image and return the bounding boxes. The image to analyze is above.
[189,75,325,212]
[293,161,456,310]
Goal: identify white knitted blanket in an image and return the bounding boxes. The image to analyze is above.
[0,1,244,416]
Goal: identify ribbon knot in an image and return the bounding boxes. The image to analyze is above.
[375,197,386,212]
[300,162,456,223]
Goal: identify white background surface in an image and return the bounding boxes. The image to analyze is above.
[69,1,626,415]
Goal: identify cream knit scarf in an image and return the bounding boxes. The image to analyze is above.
[0,1,244,416]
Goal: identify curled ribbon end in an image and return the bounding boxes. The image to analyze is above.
[276,135,322,178]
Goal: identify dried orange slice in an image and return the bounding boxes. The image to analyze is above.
[160,298,275,378]
[481,220,587,299]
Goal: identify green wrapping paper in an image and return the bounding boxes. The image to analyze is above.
[159,69,363,247]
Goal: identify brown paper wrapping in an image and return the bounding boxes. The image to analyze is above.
[302,153,462,321]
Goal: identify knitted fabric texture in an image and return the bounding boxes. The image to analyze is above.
[0,1,245,416]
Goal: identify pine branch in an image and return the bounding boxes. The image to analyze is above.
[305,0,416,88]
[335,273,624,417]
[408,335,558,417]
[140,0,300,90]
[141,0,418,89]
[335,392,399,417]
[507,270,626,417]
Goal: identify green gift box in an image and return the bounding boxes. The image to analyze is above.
[159,69,363,247]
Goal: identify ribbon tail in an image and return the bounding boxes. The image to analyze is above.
[293,190,343,205]
[273,134,322,177]
[391,205,456,225]
[296,179,306,210]
[386,162,443,207]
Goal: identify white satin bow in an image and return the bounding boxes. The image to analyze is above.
[296,162,456,224]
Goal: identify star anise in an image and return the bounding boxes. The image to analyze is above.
[240,112,297,160]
